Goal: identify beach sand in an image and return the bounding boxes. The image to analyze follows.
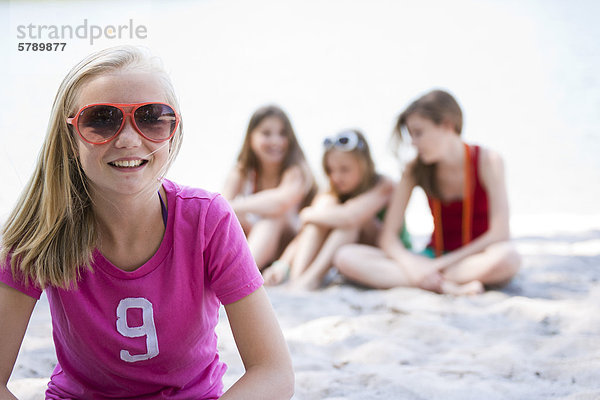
[8,224,600,399]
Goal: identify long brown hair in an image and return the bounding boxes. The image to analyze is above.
[236,105,316,207]
[322,129,380,203]
[395,89,462,198]
[1,46,183,289]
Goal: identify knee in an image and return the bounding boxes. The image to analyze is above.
[264,214,289,227]
[503,244,522,276]
[489,242,521,284]
[312,195,339,210]
[303,222,327,235]
[333,244,360,274]
[330,226,360,242]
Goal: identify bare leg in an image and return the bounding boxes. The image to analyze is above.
[264,223,329,286]
[263,237,298,286]
[442,241,521,286]
[335,242,516,295]
[441,280,484,295]
[278,236,299,266]
[335,246,483,294]
[358,217,382,246]
[289,223,330,279]
[287,195,340,279]
[292,227,361,291]
[247,216,291,270]
[235,213,253,236]
[334,244,412,289]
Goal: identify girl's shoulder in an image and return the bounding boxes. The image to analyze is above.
[377,174,395,185]
[474,146,506,189]
[399,160,418,185]
[281,162,315,192]
[475,145,505,172]
[164,179,216,200]
[402,158,418,173]
[281,162,317,208]
[164,180,240,233]
[163,179,229,215]
[310,190,340,206]
[372,174,395,193]
[283,160,313,179]
[223,164,256,196]
[229,162,254,179]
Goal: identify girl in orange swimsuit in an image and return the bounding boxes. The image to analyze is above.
[334,90,521,295]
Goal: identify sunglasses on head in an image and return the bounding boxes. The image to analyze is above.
[323,130,364,152]
[67,102,180,145]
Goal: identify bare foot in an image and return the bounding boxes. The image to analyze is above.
[441,280,484,296]
[263,260,290,286]
[418,272,444,293]
[288,274,322,291]
[408,255,445,288]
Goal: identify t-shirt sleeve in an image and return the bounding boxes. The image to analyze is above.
[0,257,43,300]
[203,194,263,305]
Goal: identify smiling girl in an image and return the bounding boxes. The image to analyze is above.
[335,90,520,295]
[0,46,293,400]
[223,106,316,270]
[264,130,405,291]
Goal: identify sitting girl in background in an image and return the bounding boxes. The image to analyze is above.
[223,105,316,270]
[334,89,521,295]
[265,130,409,291]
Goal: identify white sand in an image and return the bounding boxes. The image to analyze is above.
[8,220,600,399]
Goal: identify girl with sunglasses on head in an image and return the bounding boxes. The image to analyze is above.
[0,46,293,400]
[264,130,409,291]
[222,105,317,270]
[334,89,521,295]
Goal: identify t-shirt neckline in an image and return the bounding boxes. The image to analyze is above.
[93,180,175,280]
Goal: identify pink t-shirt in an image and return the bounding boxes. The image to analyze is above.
[0,180,264,399]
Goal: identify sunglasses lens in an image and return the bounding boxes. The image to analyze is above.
[78,105,123,143]
[338,136,350,145]
[134,104,177,141]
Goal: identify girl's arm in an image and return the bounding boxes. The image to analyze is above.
[0,283,37,399]
[221,287,294,400]
[222,165,245,201]
[434,148,511,270]
[378,167,436,284]
[229,166,309,217]
[299,178,394,229]
[379,168,415,259]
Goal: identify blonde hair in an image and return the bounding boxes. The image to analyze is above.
[1,45,183,289]
[322,129,379,203]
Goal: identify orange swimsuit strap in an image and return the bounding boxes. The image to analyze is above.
[432,143,474,257]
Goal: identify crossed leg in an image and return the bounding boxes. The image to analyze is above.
[334,244,412,289]
[290,227,361,291]
[441,241,521,287]
[334,241,520,294]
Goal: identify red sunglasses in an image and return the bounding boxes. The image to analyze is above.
[67,102,180,145]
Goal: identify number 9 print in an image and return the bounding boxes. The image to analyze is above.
[116,298,159,362]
